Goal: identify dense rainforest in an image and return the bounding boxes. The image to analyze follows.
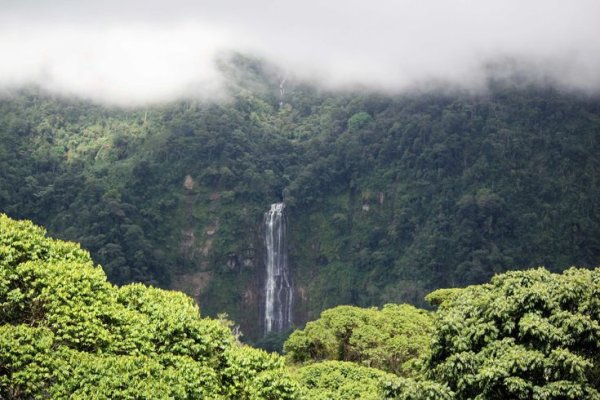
[2,214,599,399]
[1,55,599,341]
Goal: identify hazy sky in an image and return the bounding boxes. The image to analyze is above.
[1,0,599,104]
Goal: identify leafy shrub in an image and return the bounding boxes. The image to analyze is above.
[284,303,433,376]
[296,360,396,399]
[428,267,600,399]
[0,214,301,399]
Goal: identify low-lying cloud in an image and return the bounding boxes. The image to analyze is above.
[1,0,599,104]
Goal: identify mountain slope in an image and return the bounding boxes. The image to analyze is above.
[1,57,599,339]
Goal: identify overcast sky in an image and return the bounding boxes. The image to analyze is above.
[1,0,599,104]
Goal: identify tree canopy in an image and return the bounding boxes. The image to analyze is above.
[0,213,299,399]
[1,59,599,339]
[284,304,433,376]
[427,267,600,399]
[1,213,599,399]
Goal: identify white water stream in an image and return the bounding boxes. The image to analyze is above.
[264,202,293,334]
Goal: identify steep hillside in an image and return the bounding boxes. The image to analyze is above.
[1,56,599,340]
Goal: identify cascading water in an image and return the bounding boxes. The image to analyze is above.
[263,202,293,334]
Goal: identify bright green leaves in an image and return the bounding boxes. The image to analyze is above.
[4,213,600,399]
[0,213,91,270]
[296,360,396,400]
[283,304,443,399]
[382,376,454,400]
[1,253,151,355]
[287,267,600,399]
[429,267,600,399]
[295,360,453,400]
[221,345,301,399]
[0,214,92,325]
[284,304,433,376]
[0,214,302,399]
[49,352,222,400]
[15,259,116,351]
[0,325,55,398]
[118,283,232,363]
[425,288,464,309]
[518,312,566,350]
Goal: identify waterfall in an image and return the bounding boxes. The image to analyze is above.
[278,75,287,108]
[263,202,293,334]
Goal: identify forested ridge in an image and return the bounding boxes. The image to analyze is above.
[1,56,599,339]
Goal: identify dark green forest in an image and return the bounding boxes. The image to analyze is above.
[1,56,599,340]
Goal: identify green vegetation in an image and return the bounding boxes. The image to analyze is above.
[1,214,599,398]
[427,267,600,399]
[1,56,599,340]
[285,304,433,376]
[0,214,298,399]
[295,360,400,399]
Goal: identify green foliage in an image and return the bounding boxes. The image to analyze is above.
[117,283,232,363]
[381,377,454,400]
[425,288,464,309]
[50,351,222,400]
[0,213,90,271]
[428,267,600,399]
[0,325,56,398]
[4,214,600,399]
[295,360,397,399]
[0,214,302,399]
[220,345,301,399]
[1,58,600,339]
[347,111,373,132]
[294,360,453,400]
[284,304,433,376]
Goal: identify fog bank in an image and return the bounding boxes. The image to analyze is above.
[1,0,599,104]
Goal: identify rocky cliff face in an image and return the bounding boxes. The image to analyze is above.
[171,177,313,341]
